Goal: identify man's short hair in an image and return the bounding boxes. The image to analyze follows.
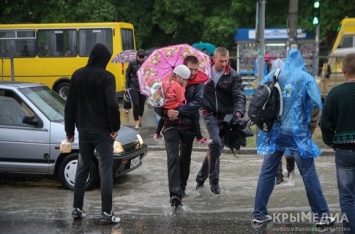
[183,55,199,65]
[214,47,229,57]
[137,49,145,58]
[342,53,355,76]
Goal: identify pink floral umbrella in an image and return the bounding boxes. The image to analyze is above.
[137,44,211,106]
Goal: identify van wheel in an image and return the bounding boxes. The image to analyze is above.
[58,153,100,190]
[55,82,70,100]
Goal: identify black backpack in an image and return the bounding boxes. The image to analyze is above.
[248,69,283,132]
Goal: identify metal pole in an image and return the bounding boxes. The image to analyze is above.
[257,0,265,84]
[315,24,320,76]
[237,44,240,72]
[10,57,15,81]
[287,0,298,52]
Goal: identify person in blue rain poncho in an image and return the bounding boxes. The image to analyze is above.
[269,58,296,185]
[252,49,335,227]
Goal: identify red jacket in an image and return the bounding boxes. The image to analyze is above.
[162,76,186,109]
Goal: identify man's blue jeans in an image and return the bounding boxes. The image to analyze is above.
[253,150,330,220]
[335,149,355,234]
[73,131,114,213]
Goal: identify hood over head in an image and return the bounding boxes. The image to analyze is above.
[271,58,285,71]
[283,49,307,72]
[87,43,112,69]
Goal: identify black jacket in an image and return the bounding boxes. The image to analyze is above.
[202,65,246,117]
[177,71,206,127]
[174,81,204,128]
[126,59,142,90]
[65,43,120,136]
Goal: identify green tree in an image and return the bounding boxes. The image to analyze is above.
[1,0,355,53]
[112,0,155,49]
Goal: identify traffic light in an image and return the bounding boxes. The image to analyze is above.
[312,0,320,25]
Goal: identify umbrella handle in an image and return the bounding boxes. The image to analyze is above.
[122,63,124,75]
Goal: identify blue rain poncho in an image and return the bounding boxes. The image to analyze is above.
[256,49,322,158]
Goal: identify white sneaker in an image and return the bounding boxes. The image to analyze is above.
[253,214,272,225]
[99,211,121,224]
[316,216,336,227]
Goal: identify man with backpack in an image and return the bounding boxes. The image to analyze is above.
[252,49,335,227]
[251,56,295,185]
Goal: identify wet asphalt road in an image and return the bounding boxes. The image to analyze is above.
[0,104,345,233]
[0,151,345,233]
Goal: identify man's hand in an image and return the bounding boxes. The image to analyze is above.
[309,127,316,136]
[110,131,118,139]
[235,112,242,118]
[66,135,74,142]
[167,109,179,121]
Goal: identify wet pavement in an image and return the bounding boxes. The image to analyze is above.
[0,103,345,233]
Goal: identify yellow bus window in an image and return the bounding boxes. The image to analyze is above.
[0,30,36,58]
[37,29,77,57]
[78,28,113,56]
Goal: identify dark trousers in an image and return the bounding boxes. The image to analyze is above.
[163,125,195,197]
[155,117,164,134]
[335,149,355,233]
[276,156,296,177]
[196,113,223,185]
[74,131,114,213]
[130,89,146,121]
[194,111,203,140]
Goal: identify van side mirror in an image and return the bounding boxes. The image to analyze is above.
[325,64,331,78]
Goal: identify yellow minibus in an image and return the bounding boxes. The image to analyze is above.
[0,22,136,99]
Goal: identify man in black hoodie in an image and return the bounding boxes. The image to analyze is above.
[65,43,121,223]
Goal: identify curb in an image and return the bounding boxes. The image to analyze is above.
[146,145,335,156]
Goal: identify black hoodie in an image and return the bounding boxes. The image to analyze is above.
[65,43,120,136]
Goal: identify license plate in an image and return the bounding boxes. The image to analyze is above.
[130,156,140,168]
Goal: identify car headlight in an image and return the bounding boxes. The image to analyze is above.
[113,141,124,154]
[137,134,144,145]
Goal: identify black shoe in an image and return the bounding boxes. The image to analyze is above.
[196,181,204,190]
[275,176,284,185]
[210,184,220,194]
[170,195,182,208]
